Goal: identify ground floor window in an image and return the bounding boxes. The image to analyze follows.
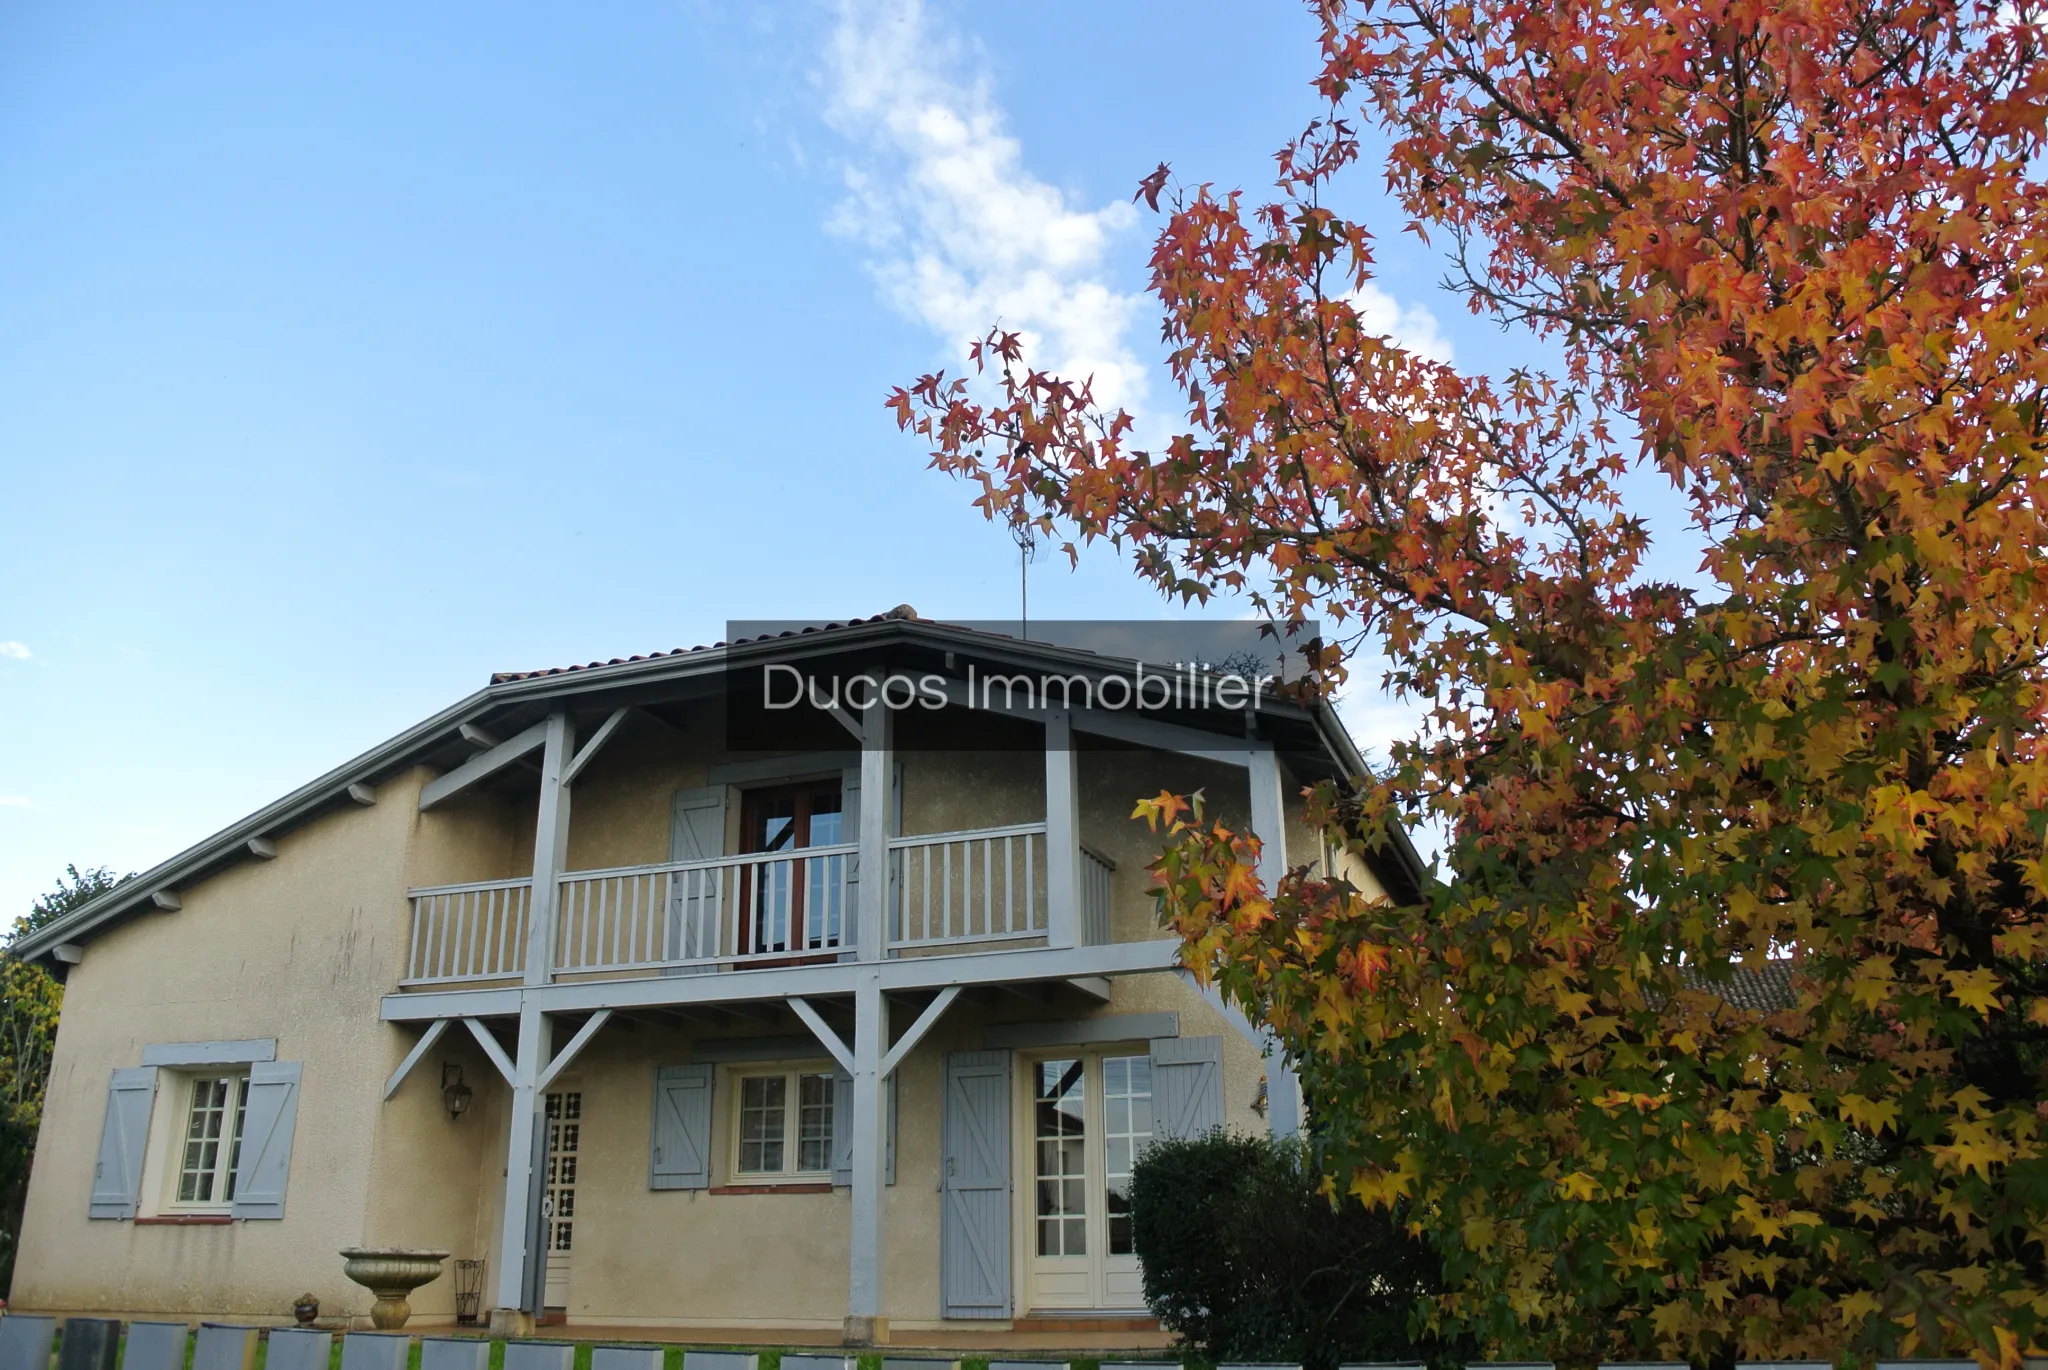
[732,1067,835,1180]
[170,1072,249,1211]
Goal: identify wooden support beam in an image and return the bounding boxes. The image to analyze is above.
[537,1009,612,1091]
[937,678,1257,766]
[246,838,277,860]
[346,783,377,806]
[789,997,855,1074]
[1246,745,1303,1140]
[845,971,887,1336]
[52,943,83,965]
[460,723,501,750]
[1065,976,1112,1003]
[151,891,181,911]
[1044,708,1081,949]
[827,704,864,745]
[880,985,958,1079]
[463,1017,517,1085]
[522,713,575,986]
[419,719,550,812]
[495,1003,552,1314]
[561,708,630,786]
[381,939,1186,1022]
[383,1018,450,1100]
[856,695,892,962]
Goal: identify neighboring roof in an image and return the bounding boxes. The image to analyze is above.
[16,607,1427,964]
[1689,959,1797,1013]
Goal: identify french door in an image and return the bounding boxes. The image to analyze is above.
[739,780,847,958]
[1020,1051,1154,1312]
[542,1091,581,1310]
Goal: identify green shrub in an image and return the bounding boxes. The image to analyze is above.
[1130,1131,1454,1370]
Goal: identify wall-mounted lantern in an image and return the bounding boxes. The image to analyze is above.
[441,1063,472,1119]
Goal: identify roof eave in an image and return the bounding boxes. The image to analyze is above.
[13,684,496,963]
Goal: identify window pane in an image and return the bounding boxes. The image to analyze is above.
[1102,1054,1152,1255]
[223,1079,248,1202]
[807,787,844,848]
[178,1077,232,1204]
[738,1075,787,1174]
[750,794,798,852]
[1034,1059,1087,1256]
[797,1072,835,1172]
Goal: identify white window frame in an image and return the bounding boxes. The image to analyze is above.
[161,1069,251,1214]
[725,1063,836,1183]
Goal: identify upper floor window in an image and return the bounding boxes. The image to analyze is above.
[171,1072,249,1210]
[743,780,844,853]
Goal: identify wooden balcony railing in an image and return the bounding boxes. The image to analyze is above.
[405,876,532,984]
[887,822,1048,949]
[400,822,1114,986]
[553,843,857,976]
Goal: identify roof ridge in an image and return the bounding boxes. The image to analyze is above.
[489,606,925,685]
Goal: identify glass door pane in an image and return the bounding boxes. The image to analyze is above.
[1034,1058,1088,1256]
[1101,1055,1153,1255]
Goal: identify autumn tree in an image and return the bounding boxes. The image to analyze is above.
[892,0,2048,1360]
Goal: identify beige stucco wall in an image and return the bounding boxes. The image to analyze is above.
[502,969,1269,1332]
[15,708,1375,1328]
[15,766,483,1319]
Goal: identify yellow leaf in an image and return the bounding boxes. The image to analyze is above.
[1838,1093,1900,1134]
[1944,966,2002,1016]
[1838,1289,1881,1324]
[1557,1171,1599,1201]
[1651,1299,1692,1336]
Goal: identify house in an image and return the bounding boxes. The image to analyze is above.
[11,609,1424,1347]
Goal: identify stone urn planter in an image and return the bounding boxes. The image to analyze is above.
[339,1248,450,1330]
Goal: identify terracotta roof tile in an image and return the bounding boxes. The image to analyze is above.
[1686,959,1796,1012]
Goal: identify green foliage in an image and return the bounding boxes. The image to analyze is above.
[1130,1131,1451,1370]
[1,863,127,1296]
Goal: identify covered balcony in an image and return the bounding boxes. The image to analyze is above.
[401,824,1117,986]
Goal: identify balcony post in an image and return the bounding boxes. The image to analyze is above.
[524,711,575,986]
[489,1002,552,1329]
[1247,743,1303,1138]
[855,695,892,961]
[1044,707,1081,947]
[844,969,888,1343]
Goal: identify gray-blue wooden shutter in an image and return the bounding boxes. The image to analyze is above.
[651,1064,712,1189]
[940,1049,1011,1319]
[668,788,728,971]
[1150,1035,1224,1140]
[231,1059,302,1219]
[88,1066,156,1218]
[831,1071,896,1186]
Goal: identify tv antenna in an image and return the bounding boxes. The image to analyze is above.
[1010,517,1038,640]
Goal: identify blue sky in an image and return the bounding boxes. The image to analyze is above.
[0,0,1585,918]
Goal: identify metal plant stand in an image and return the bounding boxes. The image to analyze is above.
[453,1258,486,1325]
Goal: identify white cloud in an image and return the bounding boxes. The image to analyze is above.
[0,795,31,808]
[1346,283,1455,365]
[822,0,1151,419]
[0,641,29,660]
